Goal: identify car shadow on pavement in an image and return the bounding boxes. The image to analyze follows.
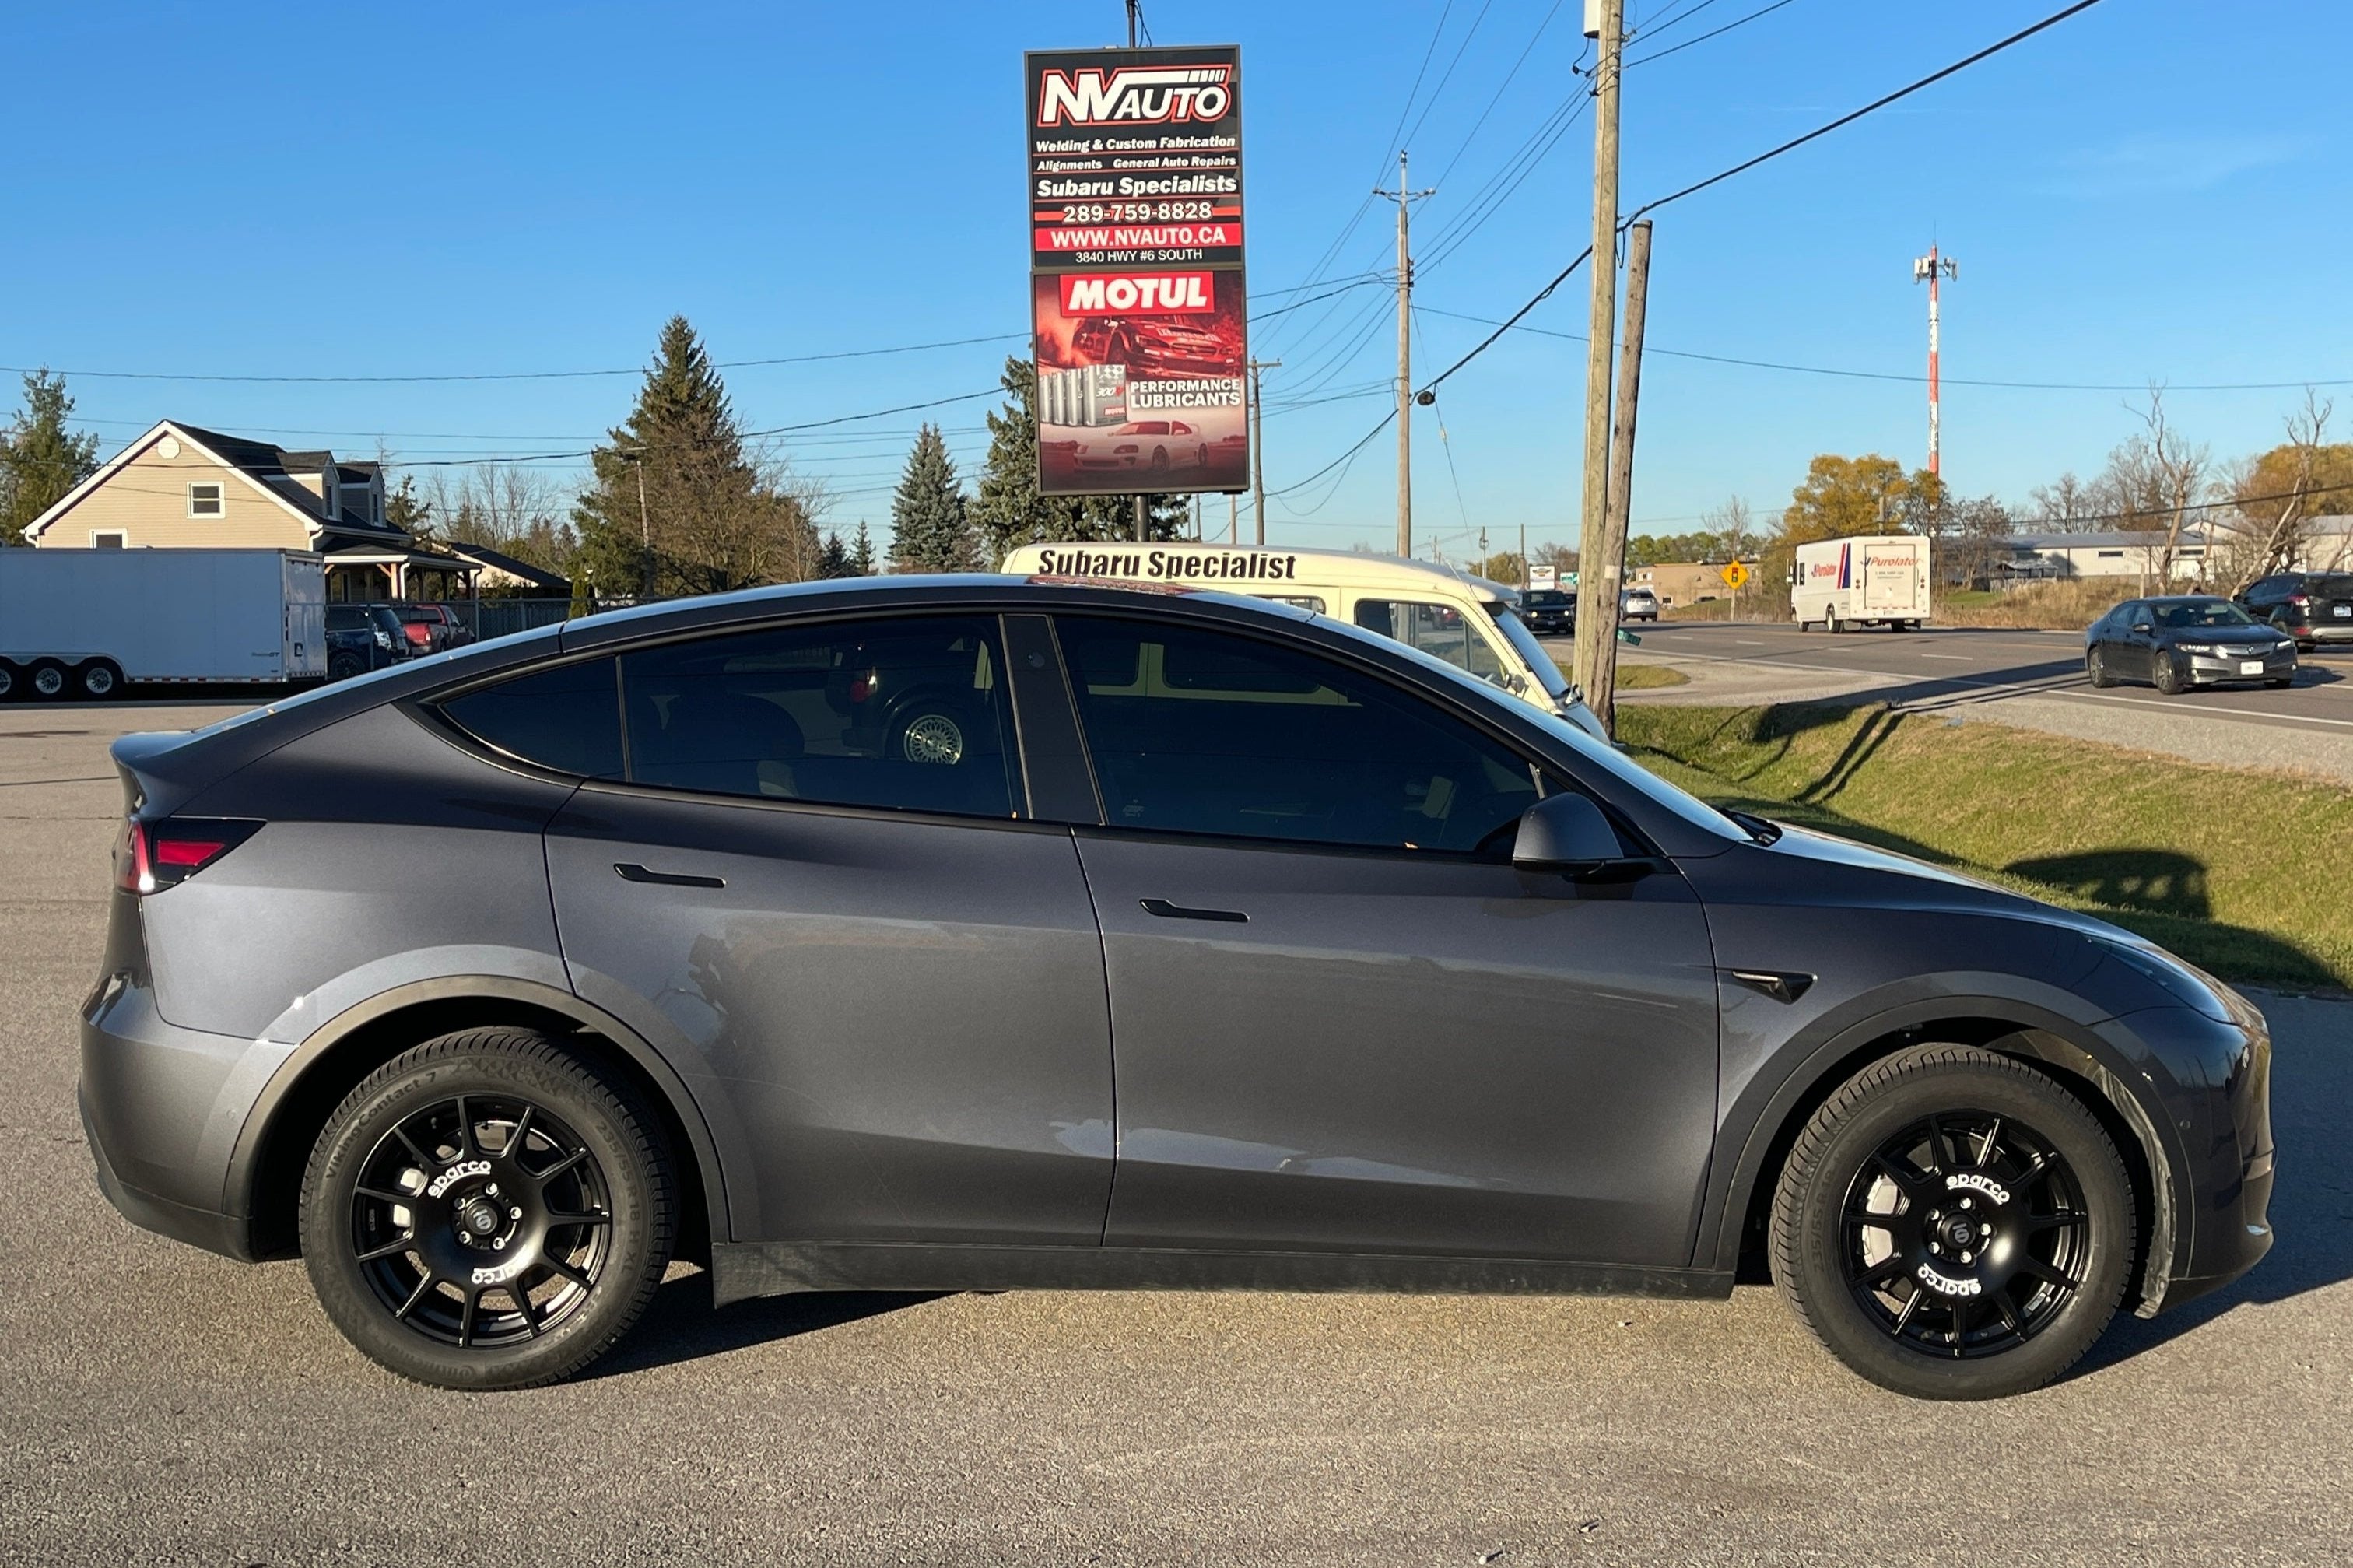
[584,1273,944,1380]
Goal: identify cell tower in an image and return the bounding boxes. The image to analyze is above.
[1913,247,1957,475]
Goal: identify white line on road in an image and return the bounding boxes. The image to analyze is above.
[1920,654,1971,661]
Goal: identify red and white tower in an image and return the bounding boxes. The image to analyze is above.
[1913,247,1958,475]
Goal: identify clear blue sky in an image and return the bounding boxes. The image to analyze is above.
[4,1,2344,556]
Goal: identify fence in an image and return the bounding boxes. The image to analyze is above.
[440,598,577,643]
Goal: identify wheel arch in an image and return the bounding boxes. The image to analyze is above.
[1703,996,2186,1318]
[228,976,729,1267]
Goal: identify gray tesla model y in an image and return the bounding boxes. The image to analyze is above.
[79,578,2273,1398]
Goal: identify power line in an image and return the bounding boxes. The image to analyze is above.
[1625,0,2108,225]
[1625,0,1798,68]
[1432,2,1567,190]
[1413,304,2353,391]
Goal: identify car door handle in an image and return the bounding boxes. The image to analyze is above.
[614,862,727,889]
[1140,897,1247,924]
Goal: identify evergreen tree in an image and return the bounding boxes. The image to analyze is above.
[383,473,433,538]
[889,423,976,572]
[573,316,817,599]
[850,520,876,576]
[815,531,854,578]
[970,356,1190,559]
[0,370,102,545]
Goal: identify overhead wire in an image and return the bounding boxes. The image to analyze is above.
[1625,0,1798,68]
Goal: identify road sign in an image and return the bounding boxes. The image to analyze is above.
[1720,561,1749,589]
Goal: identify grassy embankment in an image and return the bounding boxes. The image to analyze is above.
[1615,662,1690,690]
[1658,578,2140,630]
[1619,703,2353,991]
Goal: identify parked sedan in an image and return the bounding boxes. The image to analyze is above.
[2236,570,2353,649]
[82,578,2271,1400]
[2085,595,2296,694]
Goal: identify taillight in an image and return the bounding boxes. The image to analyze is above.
[2290,595,2309,607]
[115,818,260,895]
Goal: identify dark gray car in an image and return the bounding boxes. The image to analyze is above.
[80,578,2272,1398]
[2085,595,2297,693]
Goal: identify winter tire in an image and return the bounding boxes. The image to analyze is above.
[300,1028,675,1390]
[1770,1044,2134,1401]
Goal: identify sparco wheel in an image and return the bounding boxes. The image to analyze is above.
[1771,1044,2134,1401]
[300,1029,675,1390]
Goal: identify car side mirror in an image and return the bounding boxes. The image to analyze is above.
[1512,791,1626,874]
[2131,620,2154,634]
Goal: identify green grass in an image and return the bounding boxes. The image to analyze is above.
[1615,662,1691,690]
[1618,703,2353,991]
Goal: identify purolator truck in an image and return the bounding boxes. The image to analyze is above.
[1790,535,1933,633]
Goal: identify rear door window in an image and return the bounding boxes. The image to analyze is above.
[617,614,1020,818]
[1056,615,1541,854]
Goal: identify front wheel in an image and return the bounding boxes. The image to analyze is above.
[2152,654,2186,696]
[2086,647,2113,688]
[1771,1045,2134,1400]
[300,1029,675,1389]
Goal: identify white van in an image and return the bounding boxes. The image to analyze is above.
[1789,534,1933,632]
[999,542,1606,738]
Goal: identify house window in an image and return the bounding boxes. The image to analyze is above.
[90,531,127,549]
[187,482,225,518]
[2096,549,2123,559]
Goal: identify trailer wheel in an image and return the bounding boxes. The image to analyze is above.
[77,660,124,700]
[0,662,15,701]
[25,660,68,700]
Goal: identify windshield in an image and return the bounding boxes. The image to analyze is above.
[2155,599,2254,629]
[1483,605,1572,700]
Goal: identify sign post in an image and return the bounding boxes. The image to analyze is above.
[1720,559,1748,622]
[1026,45,1249,499]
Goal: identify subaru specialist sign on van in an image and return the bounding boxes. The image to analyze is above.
[1026,44,1249,496]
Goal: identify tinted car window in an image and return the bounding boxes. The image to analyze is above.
[1057,615,1540,854]
[2154,599,2253,629]
[618,615,1019,818]
[440,657,623,779]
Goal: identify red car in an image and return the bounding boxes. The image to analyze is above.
[387,603,475,654]
[1071,318,1232,377]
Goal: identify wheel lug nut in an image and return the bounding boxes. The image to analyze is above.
[509,1208,521,1220]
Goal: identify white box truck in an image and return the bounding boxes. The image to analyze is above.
[0,548,328,700]
[1790,535,1932,632]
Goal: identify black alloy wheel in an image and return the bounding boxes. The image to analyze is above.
[1773,1044,2133,1400]
[302,1029,674,1389]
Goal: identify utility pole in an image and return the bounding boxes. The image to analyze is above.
[1571,0,1625,702]
[1378,151,1433,557]
[1228,492,1238,545]
[1519,522,1528,588]
[620,448,654,602]
[1913,246,1957,476]
[1585,219,1653,736]
[1247,356,1280,545]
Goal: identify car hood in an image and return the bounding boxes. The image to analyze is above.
[1747,823,2130,938]
[2160,625,2283,645]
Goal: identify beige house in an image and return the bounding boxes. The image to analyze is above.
[23,420,476,602]
[1630,559,1759,608]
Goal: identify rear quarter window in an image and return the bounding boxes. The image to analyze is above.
[439,657,623,778]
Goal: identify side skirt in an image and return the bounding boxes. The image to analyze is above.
[710,1241,1734,1308]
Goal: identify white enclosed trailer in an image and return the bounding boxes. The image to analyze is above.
[1790,535,1933,632]
[0,548,327,699]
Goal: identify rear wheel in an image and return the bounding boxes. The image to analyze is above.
[25,658,68,700]
[1825,607,1843,635]
[1771,1045,2134,1400]
[329,652,365,682]
[300,1029,675,1390]
[76,659,124,700]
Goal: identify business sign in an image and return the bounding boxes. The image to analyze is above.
[1027,44,1248,496]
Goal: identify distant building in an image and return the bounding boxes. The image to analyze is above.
[447,540,570,597]
[20,420,478,602]
[1997,530,2213,583]
[1628,559,1759,608]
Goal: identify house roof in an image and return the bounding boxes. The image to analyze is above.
[446,541,570,591]
[2007,529,2216,552]
[23,420,413,545]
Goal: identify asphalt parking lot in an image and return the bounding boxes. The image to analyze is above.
[4,703,2350,1566]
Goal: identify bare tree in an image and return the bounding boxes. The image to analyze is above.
[1701,496,1756,562]
[2025,471,2116,532]
[2215,389,2339,592]
[2097,385,2211,584]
